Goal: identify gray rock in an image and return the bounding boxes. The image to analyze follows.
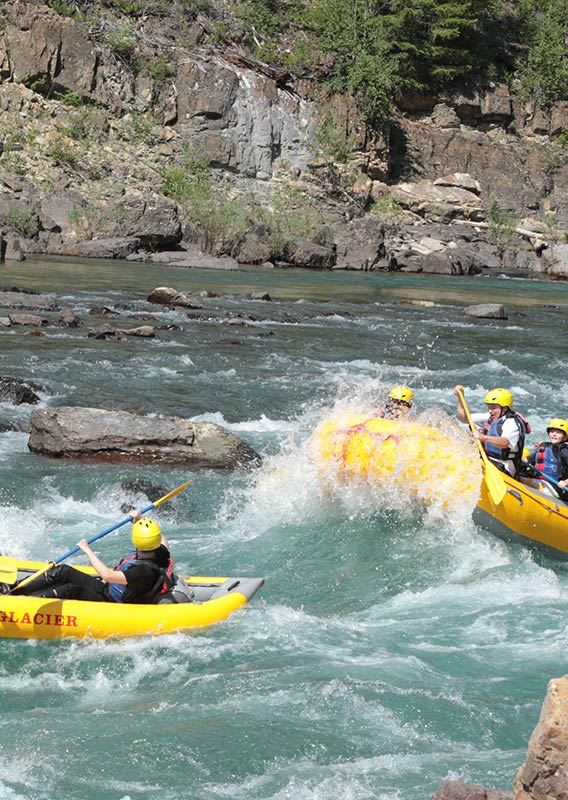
[88,325,155,340]
[58,307,81,327]
[40,191,85,233]
[389,181,484,223]
[2,232,25,261]
[480,84,513,123]
[464,303,508,319]
[8,313,49,326]
[433,780,513,800]
[235,231,276,265]
[248,292,272,301]
[541,244,568,281]
[100,195,182,248]
[147,287,204,309]
[514,675,568,800]
[550,101,568,137]
[283,236,335,269]
[46,238,142,259]
[28,407,261,469]
[334,217,385,270]
[431,103,461,129]
[434,173,482,195]
[0,376,43,404]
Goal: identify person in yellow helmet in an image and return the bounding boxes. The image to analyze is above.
[525,419,568,490]
[376,386,415,419]
[13,511,175,603]
[453,385,530,477]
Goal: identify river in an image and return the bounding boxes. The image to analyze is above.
[1,256,567,800]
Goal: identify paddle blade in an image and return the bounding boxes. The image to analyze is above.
[11,561,55,593]
[152,480,192,508]
[457,389,507,507]
[481,459,508,506]
[0,556,20,585]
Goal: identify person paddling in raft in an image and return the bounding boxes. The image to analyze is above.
[453,385,530,477]
[375,386,414,419]
[13,512,176,603]
[525,418,568,494]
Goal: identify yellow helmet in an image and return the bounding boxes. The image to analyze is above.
[132,518,161,551]
[547,418,568,436]
[388,386,414,404]
[484,388,513,408]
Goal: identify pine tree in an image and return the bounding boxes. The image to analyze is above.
[520,0,568,103]
[382,0,492,90]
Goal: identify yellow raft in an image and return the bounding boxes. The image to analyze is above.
[0,561,264,640]
[308,413,481,505]
[309,412,568,557]
[475,460,568,559]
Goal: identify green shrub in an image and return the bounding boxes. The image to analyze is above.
[3,207,40,238]
[371,191,406,222]
[161,147,245,251]
[104,22,138,65]
[115,112,157,145]
[487,196,517,247]
[61,107,109,143]
[315,112,354,162]
[46,0,79,16]
[146,58,175,88]
[557,130,568,149]
[45,134,80,170]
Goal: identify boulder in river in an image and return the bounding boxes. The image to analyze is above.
[0,376,43,404]
[464,303,508,319]
[514,675,568,800]
[433,781,512,800]
[28,407,260,469]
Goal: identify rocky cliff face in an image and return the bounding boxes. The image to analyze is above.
[0,1,566,277]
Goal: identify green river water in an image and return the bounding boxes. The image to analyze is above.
[0,256,567,800]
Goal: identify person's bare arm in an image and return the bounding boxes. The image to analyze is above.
[77,539,127,584]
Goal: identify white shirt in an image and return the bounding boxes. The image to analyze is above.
[471,412,521,475]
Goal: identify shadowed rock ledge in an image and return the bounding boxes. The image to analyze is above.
[28,407,260,469]
[433,674,568,800]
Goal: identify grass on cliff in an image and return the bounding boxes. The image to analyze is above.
[161,145,330,254]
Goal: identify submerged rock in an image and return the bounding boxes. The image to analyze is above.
[0,376,43,404]
[28,406,260,469]
[433,781,512,800]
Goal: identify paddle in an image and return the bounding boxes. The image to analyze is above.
[456,388,507,506]
[0,556,23,585]
[11,479,192,593]
[522,460,567,495]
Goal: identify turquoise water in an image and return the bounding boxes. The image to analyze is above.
[1,257,568,800]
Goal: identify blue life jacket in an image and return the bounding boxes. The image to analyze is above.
[483,411,530,470]
[107,551,174,603]
[534,442,568,481]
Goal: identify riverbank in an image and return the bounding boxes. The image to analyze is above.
[1,2,567,281]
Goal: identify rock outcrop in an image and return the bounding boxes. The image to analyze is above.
[0,376,43,404]
[433,781,513,800]
[28,407,260,469]
[514,675,568,800]
[0,2,566,277]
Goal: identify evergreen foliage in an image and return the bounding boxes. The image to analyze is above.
[519,0,568,104]
[46,0,568,126]
[307,0,395,127]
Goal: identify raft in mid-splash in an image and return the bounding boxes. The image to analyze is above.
[307,413,481,506]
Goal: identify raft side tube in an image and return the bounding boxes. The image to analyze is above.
[209,577,265,602]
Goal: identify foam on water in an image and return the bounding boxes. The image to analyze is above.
[2,264,568,800]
